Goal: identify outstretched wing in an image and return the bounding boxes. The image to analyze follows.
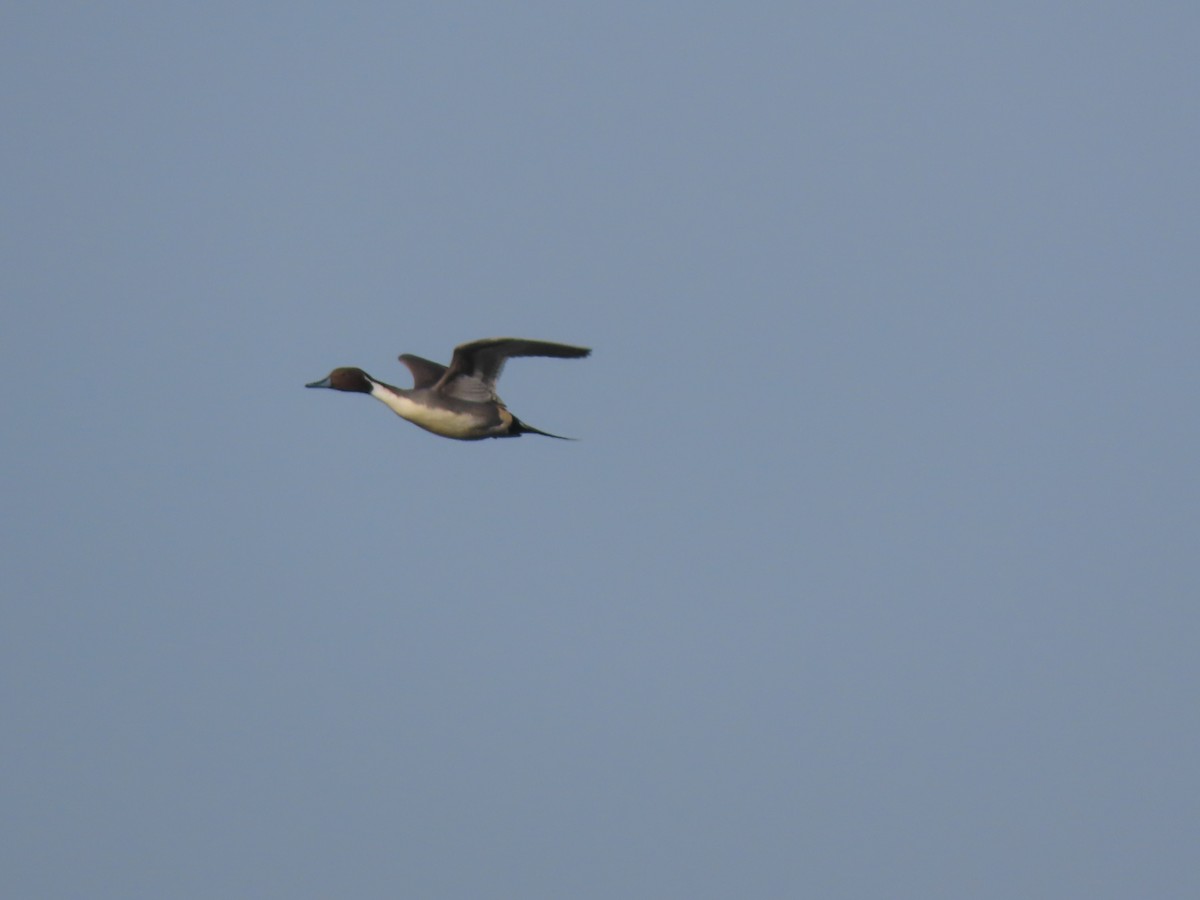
[434,337,591,401]
[398,354,449,389]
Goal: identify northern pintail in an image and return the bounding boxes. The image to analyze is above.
[306,337,591,440]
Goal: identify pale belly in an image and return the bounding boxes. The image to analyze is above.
[371,386,504,439]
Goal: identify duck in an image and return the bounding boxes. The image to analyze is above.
[306,337,591,440]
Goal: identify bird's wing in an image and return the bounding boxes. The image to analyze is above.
[397,354,449,389]
[434,338,591,401]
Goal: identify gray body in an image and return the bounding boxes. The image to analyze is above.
[306,337,590,441]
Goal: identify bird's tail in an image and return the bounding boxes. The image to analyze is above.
[511,416,575,440]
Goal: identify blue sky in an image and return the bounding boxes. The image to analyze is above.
[4,4,1198,898]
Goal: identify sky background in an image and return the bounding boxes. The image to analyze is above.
[3,4,1198,898]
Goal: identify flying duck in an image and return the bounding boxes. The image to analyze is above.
[306,337,591,440]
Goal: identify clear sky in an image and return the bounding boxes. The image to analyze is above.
[4,4,1198,898]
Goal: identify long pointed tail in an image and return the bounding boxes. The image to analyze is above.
[511,416,576,440]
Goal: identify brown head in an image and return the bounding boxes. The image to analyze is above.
[305,367,373,393]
